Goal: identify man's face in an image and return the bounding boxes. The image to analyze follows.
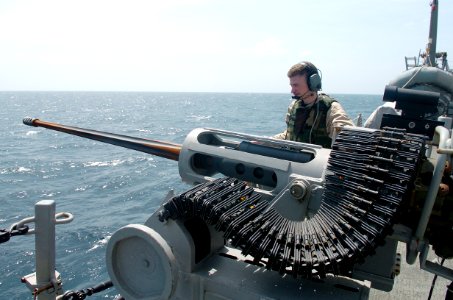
[289,74,316,105]
[289,74,309,97]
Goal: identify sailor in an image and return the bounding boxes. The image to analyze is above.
[274,61,354,148]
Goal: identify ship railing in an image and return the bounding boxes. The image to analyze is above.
[406,51,451,72]
[405,125,453,282]
[405,56,419,70]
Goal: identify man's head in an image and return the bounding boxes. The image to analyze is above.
[287,62,321,105]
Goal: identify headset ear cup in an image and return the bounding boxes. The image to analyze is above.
[308,73,322,91]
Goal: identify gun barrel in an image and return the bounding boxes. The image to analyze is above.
[23,117,181,161]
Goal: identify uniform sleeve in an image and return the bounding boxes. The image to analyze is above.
[364,102,399,129]
[273,130,287,139]
[326,102,355,138]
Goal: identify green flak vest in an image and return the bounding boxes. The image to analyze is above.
[285,94,337,148]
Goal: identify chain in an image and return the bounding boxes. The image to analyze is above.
[0,224,29,243]
[60,281,114,300]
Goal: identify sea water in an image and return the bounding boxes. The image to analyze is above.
[0,91,381,299]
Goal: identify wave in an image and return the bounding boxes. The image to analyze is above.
[83,159,125,167]
[188,114,212,121]
[25,130,39,136]
[87,235,111,252]
[0,166,33,174]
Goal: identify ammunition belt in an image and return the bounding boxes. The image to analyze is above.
[159,127,426,278]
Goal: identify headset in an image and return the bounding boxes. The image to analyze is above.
[286,61,323,142]
[298,62,322,143]
[300,61,322,92]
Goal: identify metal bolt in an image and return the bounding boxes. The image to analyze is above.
[290,181,307,200]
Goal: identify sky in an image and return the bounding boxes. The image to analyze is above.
[0,0,452,94]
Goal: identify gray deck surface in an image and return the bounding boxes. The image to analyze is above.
[369,242,452,300]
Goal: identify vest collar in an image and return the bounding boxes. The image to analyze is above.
[296,96,319,109]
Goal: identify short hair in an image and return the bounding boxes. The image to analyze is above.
[287,61,319,78]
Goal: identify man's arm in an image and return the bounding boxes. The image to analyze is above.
[326,102,355,138]
[273,130,287,139]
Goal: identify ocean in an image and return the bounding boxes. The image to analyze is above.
[0,91,382,299]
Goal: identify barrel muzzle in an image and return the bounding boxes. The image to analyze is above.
[23,117,38,127]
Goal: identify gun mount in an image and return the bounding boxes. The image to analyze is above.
[22,114,453,299]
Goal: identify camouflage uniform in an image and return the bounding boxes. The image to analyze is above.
[274,94,354,148]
